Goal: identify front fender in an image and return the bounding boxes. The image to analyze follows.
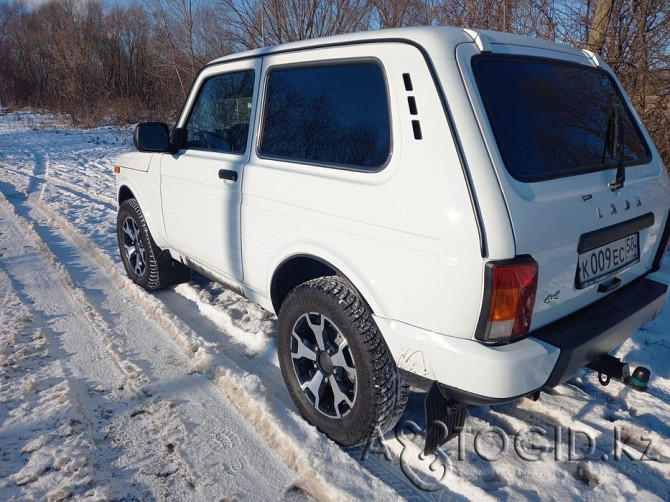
[115,153,168,248]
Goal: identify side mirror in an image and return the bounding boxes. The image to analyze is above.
[134,122,170,152]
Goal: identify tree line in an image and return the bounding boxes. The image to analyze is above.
[0,0,667,166]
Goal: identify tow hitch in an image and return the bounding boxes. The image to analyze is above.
[586,355,650,392]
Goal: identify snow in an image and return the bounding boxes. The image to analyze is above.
[0,109,668,500]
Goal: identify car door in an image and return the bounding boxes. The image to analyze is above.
[160,60,260,281]
[455,43,670,330]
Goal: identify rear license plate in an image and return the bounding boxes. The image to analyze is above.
[577,234,639,289]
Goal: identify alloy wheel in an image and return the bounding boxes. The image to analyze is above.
[121,216,147,276]
[290,312,358,418]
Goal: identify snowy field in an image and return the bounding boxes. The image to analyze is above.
[0,109,668,501]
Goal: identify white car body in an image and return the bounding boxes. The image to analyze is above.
[116,27,670,402]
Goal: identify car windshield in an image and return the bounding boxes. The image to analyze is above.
[472,56,651,182]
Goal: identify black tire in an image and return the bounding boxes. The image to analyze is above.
[117,198,162,290]
[277,276,407,446]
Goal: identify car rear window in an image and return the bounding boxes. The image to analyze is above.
[259,61,391,171]
[472,56,651,182]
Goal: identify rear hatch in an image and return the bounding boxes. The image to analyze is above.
[458,42,670,331]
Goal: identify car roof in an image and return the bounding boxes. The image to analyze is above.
[207,26,587,66]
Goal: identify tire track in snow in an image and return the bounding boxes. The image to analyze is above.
[0,179,327,500]
[0,187,150,394]
[0,160,117,207]
[0,266,113,499]
[0,188,204,497]
[24,145,47,195]
[0,190,202,494]
[0,197,248,498]
[0,193,155,499]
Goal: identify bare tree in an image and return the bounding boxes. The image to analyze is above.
[0,0,666,168]
[218,0,372,49]
[587,0,614,52]
[146,0,201,99]
[589,0,670,168]
[370,0,432,28]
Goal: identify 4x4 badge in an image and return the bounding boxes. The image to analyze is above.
[544,291,561,304]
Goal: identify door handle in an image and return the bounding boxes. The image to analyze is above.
[218,169,238,182]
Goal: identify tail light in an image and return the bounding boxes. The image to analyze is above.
[476,258,538,342]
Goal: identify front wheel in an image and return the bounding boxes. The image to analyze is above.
[277,276,407,446]
[117,198,162,290]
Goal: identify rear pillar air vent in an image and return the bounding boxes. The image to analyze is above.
[402,73,413,91]
[403,73,422,140]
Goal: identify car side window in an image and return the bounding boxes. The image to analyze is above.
[259,61,391,170]
[184,70,255,153]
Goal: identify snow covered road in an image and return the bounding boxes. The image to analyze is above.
[0,111,668,500]
[0,135,314,499]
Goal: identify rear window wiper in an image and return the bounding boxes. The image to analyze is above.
[605,108,626,191]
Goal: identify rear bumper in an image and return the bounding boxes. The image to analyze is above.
[532,276,667,388]
[377,277,667,404]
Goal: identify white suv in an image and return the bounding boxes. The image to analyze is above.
[115,27,670,449]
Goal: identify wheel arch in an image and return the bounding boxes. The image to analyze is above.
[115,180,169,249]
[117,184,135,205]
[270,254,379,316]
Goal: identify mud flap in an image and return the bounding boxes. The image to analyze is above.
[424,381,467,454]
[157,249,192,286]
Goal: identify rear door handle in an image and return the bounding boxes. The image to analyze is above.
[218,169,238,182]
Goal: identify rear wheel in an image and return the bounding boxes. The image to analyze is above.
[277,276,407,446]
[117,198,162,290]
